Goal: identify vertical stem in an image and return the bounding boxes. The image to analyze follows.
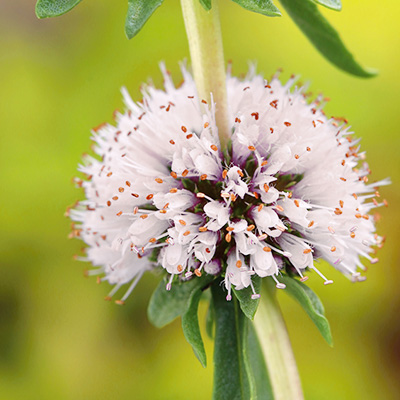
[180,0,230,150]
[254,280,304,400]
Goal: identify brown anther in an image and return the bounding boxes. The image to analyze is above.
[352,193,358,200]
[226,227,235,232]
[169,140,175,145]
[149,238,157,243]
[146,194,154,200]
[284,121,291,127]
[177,265,183,272]
[235,117,241,123]
[133,207,139,214]
[236,260,242,268]
[181,126,187,133]
[375,191,380,198]
[294,154,299,159]
[101,235,107,241]
[308,220,314,228]
[334,208,342,215]
[312,121,316,128]
[355,213,362,219]
[186,134,193,139]
[163,203,169,209]
[341,160,345,166]
[306,147,311,152]
[263,246,272,252]
[253,192,259,199]
[155,178,163,184]
[231,194,237,202]
[270,128,274,133]
[210,144,218,152]
[170,188,178,193]
[294,199,300,207]
[258,204,264,212]
[383,199,388,207]
[115,300,125,305]
[340,177,347,182]
[131,193,139,198]
[140,214,148,219]
[107,172,113,177]
[237,169,244,177]
[276,205,284,212]
[201,99,208,104]
[372,198,378,206]
[112,196,119,201]
[270,100,278,109]
[248,145,256,151]
[107,201,111,207]
[183,230,191,236]
[261,160,268,166]
[303,249,312,254]
[225,233,232,243]
[339,200,344,208]
[247,224,255,231]
[204,122,209,128]
[119,187,124,193]
[200,174,208,181]
[330,246,336,252]
[159,209,167,214]
[205,248,211,253]
[251,112,259,120]
[288,192,293,198]
[126,181,131,187]
[182,169,189,177]
[171,171,178,179]
[199,226,208,232]
[362,215,369,220]
[179,219,186,226]
[350,232,356,239]
[194,269,202,277]
[116,211,123,217]
[264,183,270,193]
[362,176,368,183]
[222,170,228,179]
[104,296,112,301]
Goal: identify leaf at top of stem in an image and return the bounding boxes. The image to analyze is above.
[278,0,377,77]
[148,274,214,329]
[231,0,282,17]
[182,289,207,367]
[211,282,255,400]
[35,0,82,18]
[233,275,262,320]
[280,275,333,346]
[125,0,164,40]
[199,0,212,11]
[308,0,342,11]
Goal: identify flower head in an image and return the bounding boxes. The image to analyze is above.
[69,64,388,303]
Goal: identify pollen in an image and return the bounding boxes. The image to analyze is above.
[210,144,218,151]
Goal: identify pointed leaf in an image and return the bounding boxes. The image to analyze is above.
[205,295,215,339]
[280,275,333,346]
[278,0,377,77]
[233,275,262,320]
[309,0,341,11]
[199,0,212,11]
[35,0,82,18]
[125,0,164,39]
[231,0,281,17]
[247,322,274,400]
[182,290,207,367]
[211,283,255,400]
[148,274,214,328]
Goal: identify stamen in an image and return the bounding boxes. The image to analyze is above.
[311,266,333,285]
[272,275,286,289]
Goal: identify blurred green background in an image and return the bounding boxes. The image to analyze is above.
[0,1,399,399]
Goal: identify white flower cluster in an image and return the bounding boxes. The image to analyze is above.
[69,65,388,303]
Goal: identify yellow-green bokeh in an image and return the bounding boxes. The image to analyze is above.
[0,1,399,399]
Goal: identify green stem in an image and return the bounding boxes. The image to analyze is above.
[254,280,304,400]
[180,0,230,150]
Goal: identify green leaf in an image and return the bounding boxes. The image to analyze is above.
[35,0,82,18]
[232,0,281,17]
[233,275,262,320]
[148,274,214,328]
[278,0,376,77]
[211,282,255,400]
[247,323,274,400]
[280,275,333,346]
[199,0,212,11]
[182,290,207,367]
[205,296,215,339]
[125,0,164,40]
[308,0,341,11]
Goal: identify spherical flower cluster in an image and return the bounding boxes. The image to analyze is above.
[69,64,388,303]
